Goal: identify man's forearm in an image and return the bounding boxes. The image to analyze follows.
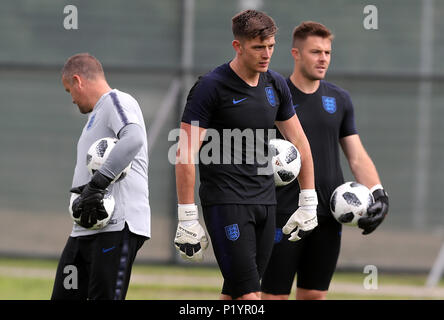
[350,155,381,189]
[99,123,144,180]
[293,136,315,190]
[276,115,315,190]
[176,163,196,204]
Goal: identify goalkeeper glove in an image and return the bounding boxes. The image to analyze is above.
[358,184,389,235]
[70,171,112,229]
[174,204,208,262]
[282,189,318,241]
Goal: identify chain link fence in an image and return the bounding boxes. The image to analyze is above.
[1,0,443,273]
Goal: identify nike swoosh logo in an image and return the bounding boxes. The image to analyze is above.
[102,246,116,253]
[233,98,247,104]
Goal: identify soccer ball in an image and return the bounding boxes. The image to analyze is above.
[330,182,374,226]
[86,137,131,183]
[269,139,301,187]
[69,191,115,230]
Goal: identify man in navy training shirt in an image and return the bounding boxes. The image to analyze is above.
[261,21,389,300]
[174,10,318,300]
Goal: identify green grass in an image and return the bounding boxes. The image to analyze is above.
[0,257,443,300]
[0,258,58,269]
[132,263,221,277]
[331,271,430,287]
[0,276,53,300]
[127,283,221,300]
[326,292,412,300]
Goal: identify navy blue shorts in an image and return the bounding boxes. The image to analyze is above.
[202,204,276,299]
[51,224,146,300]
[261,214,341,294]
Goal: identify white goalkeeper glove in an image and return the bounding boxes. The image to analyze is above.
[174,204,209,262]
[282,189,318,241]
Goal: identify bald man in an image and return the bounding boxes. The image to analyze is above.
[51,53,150,300]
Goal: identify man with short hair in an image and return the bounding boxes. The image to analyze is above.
[261,21,389,300]
[174,10,318,300]
[51,53,150,300]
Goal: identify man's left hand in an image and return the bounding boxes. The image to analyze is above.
[358,186,389,235]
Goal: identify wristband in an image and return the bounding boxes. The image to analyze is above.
[370,184,388,200]
[298,189,318,207]
[178,204,198,221]
[91,171,113,190]
[370,184,383,194]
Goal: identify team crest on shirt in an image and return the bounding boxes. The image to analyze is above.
[225,224,240,241]
[322,96,336,114]
[265,87,277,107]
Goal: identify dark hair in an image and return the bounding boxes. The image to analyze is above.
[61,53,105,82]
[292,21,333,48]
[232,9,277,41]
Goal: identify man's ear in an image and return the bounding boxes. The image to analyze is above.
[232,39,242,55]
[291,47,301,61]
[72,74,82,88]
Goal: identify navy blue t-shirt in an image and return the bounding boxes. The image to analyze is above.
[181,63,295,206]
[276,79,357,216]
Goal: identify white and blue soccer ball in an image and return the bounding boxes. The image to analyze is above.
[69,191,115,230]
[86,137,131,183]
[330,181,374,226]
[269,139,301,187]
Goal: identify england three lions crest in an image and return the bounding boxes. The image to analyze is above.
[322,96,337,114]
[265,87,276,107]
[225,224,240,241]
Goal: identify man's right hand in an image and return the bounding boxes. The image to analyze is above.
[282,189,318,241]
[69,172,112,229]
[174,204,208,262]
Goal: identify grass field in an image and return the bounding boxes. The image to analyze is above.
[1,257,444,300]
